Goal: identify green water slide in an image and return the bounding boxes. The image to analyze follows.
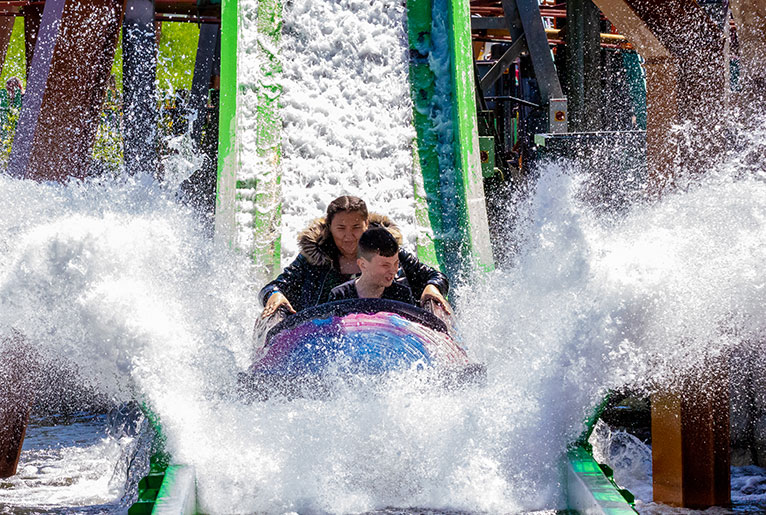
[129,398,636,514]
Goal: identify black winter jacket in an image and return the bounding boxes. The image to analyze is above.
[258,213,449,313]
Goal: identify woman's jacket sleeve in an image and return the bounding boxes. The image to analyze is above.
[398,248,450,299]
[258,254,309,307]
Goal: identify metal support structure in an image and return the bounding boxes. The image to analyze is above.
[476,0,527,92]
[565,0,601,131]
[123,0,159,176]
[477,0,566,133]
[190,23,220,145]
[8,0,123,181]
[479,36,526,91]
[514,0,563,102]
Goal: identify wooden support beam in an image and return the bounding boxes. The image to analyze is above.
[588,0,730,509]
[0,333,33,479]
[22,3,43,80]
[123,0,158,176]
[590,0,727,192]
[9,0,124,180]
[730,0,766,106]
[652,361,731,508]
[0,16,15,73]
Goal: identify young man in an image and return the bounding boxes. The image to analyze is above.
[329,227,416,304]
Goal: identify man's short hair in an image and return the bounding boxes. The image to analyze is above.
[358,227,398,260]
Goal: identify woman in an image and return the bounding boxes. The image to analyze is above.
[260,196,450,317]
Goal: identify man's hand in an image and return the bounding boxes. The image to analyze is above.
[261,291,296,318]
[420,284,453,315]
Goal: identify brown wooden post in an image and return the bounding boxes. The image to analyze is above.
[23,4,44,79]
[589,0,730,508]
[652,360,731,508]
[9,0,124,181]
[730,0,766,109]
[2,0,124,479]
[0,16,15,72]
[591,0,727,193]
[155,21,163,46]
[0,333,33,479]
[642,55,680,191]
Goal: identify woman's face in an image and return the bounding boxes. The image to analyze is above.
[329,211,368,258]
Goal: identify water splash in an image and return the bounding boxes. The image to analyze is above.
[2,138,766,511]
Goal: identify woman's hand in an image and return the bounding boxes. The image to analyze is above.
[261,291,296,318]
[420,284,453,315]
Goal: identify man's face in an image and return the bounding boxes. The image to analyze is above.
[358,253,399,288]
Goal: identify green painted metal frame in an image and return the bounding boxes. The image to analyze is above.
[407,0,494,276]
[152,465,196,513]
[407,0,443,271]
[249,0,283,277]
[213,0,239,247]
[214,0,283,278]
[446,0,493,271]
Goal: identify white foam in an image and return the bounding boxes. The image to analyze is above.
[275,0,419,259]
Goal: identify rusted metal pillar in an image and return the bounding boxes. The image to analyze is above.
[565,0,602,132]
[8,0,124,180]
[589,0,730,508]
[0,333,33,479]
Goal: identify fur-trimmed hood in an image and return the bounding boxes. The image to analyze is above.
[297,212,404,267]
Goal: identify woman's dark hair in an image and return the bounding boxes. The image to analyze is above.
[326,196,368,226]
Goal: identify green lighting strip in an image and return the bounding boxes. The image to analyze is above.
[214,0,240,248]
[567,446,637,514]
